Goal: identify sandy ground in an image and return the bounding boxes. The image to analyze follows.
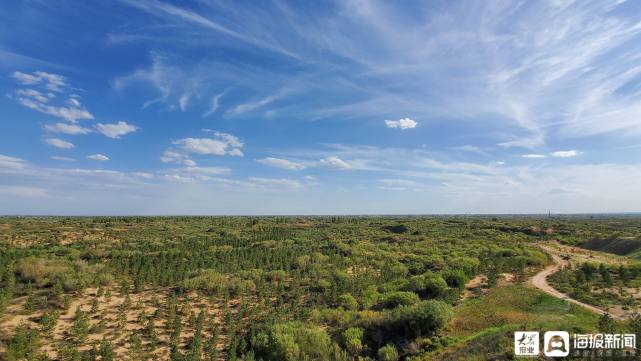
[0,287,244,359]
[461,275,487,300]
[461,273,515,300]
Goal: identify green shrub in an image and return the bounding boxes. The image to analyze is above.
[391,300,453,338]
[377,291,420,309]
[442,269,468,290]
[180,270,255,296]
[377,344,399,361]
[253,322,331,361]
[404,273,448,298]
[338,293,359,310]
[342,327,365,355]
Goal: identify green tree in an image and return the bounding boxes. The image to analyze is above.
[128,333,144,361]
[205,324,220,361]
[5,324,40,361]
[39,309,60,335]
[146,316,159,347]
[71,307,90,344]
[628,313,641,349]
[598,313,616,334]
[187,310,205,361]
[170,311,183,361]
[99,339,115,361]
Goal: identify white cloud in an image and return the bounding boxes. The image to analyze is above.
[0,154,27,170]
[179,166,230,176]
[87,154,109,161]
[421,158,495,174]
[44,122,92,135]
[522,154,546,159]
[161,166,231,182]
[12,71,67,92]
[247,177,304,189]
[550,150,580,158]
[11,71,94,122]
[245,176,316,189]
[385,118,418,130]
[132,172,155,179]
[171,132,243,158]
[51,156,76,161]
[174,138,233,155]
[16,89,51,103]
[16,92,93,122]
[498,134,545,149]
[378,179,424,191]
[0,186,48,198]
[319,156,352,170]
[257,157,306,170]
[95,121,138,138]
[451,145,488,155]
[161,150,196,166]
[45,138,75,149]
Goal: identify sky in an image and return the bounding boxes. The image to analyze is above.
[2,0,641,215]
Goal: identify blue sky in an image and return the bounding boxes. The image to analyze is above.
[2,0,641,215]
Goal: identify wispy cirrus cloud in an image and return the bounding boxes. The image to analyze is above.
[203,92,223,116]
[117,0,300,59]
[114,0,641,147]
[226,88,293,117]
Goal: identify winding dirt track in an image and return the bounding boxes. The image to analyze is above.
[530,246,625,320]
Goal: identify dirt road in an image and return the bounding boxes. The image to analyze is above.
[530,245,625,320]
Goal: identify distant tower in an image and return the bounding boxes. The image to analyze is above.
[548,210,551,219]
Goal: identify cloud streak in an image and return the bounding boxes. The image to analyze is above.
[45,138,75,149]
[95,121,138,139]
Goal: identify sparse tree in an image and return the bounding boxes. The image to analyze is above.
[71,306,90,344]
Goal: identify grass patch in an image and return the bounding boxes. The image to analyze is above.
[435,285,599,360]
